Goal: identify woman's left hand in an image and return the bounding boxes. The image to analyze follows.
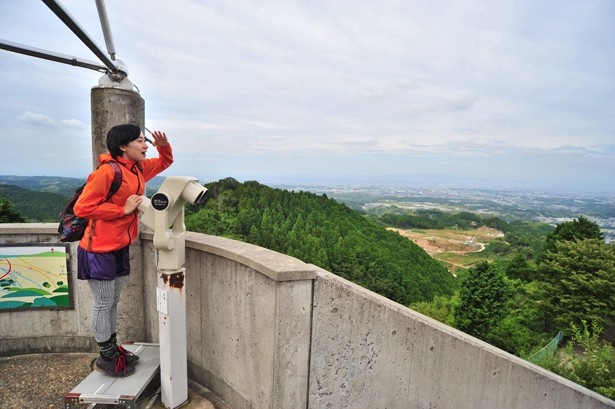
[151,130,169,147]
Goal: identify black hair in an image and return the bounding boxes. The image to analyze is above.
[106,124,142,158]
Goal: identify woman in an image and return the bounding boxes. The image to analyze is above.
[74,123,173,377]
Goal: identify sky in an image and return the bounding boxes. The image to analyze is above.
[1,0,614,193]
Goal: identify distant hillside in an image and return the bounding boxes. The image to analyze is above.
[0,175,166,222]
[186,177,458,304]
[0,175,84,197]
[0,184,68,222]
[0,175,165,196]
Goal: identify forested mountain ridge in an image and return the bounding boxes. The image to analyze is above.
[0,175,165,201]
[0,176,166,222]
[0,184,68,222]
[0,175,84,197]
[186,177,457,304]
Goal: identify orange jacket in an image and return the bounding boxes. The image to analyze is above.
[74,144,174,252]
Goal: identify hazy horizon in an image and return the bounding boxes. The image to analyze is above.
[1,171,613,196]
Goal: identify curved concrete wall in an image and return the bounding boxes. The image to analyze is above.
[1,224,613,409]
[140,231,317,409]
[309,266,614,409]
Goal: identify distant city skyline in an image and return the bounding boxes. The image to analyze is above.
[1,0,614,193]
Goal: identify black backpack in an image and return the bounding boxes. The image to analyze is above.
[58,162,122,242]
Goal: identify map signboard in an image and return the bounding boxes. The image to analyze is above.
[0,245,72,311]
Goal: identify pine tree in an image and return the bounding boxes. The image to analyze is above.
[0,197,26,223]
[543,216,604,255]
[454,261,510,339]
[537,239,615,334]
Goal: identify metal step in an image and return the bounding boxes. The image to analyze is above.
[64,343,160,409]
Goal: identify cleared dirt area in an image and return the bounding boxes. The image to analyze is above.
[389,226,505,272]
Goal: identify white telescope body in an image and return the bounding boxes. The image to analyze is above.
[139,176,207,270]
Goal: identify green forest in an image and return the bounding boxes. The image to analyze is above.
[185,178,457,305]
[1,177,613,399]
[0,184,68,222]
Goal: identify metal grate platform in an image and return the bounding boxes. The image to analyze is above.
[64,343,160,409]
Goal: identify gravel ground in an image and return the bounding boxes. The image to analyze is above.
[0,353,227,409]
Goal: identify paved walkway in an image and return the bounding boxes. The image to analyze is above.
[0,353,230,409]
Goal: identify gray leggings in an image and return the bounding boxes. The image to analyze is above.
[88,276,127,343]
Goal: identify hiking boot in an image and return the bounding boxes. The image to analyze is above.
[117,344,140,365]
[95,352,135,377]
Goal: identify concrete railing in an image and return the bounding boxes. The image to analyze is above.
[1,224,613,409]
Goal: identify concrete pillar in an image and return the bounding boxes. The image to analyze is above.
[90,84,144,170]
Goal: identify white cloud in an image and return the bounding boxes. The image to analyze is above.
[59,118,88,128]
[17,111,54,126]
[16,111,87,129]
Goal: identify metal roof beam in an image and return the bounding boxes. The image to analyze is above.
[41,0,122,76]
[0,38,108,73]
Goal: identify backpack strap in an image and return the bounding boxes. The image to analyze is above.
[106,161,123,200]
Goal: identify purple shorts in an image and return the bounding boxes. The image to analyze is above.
[77,246,130,280]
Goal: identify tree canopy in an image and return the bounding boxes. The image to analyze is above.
[543,215,604,255]
[0,184,67,222]
[537,238,615,333]
[0,197,26,223]
[454,261,510,339]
